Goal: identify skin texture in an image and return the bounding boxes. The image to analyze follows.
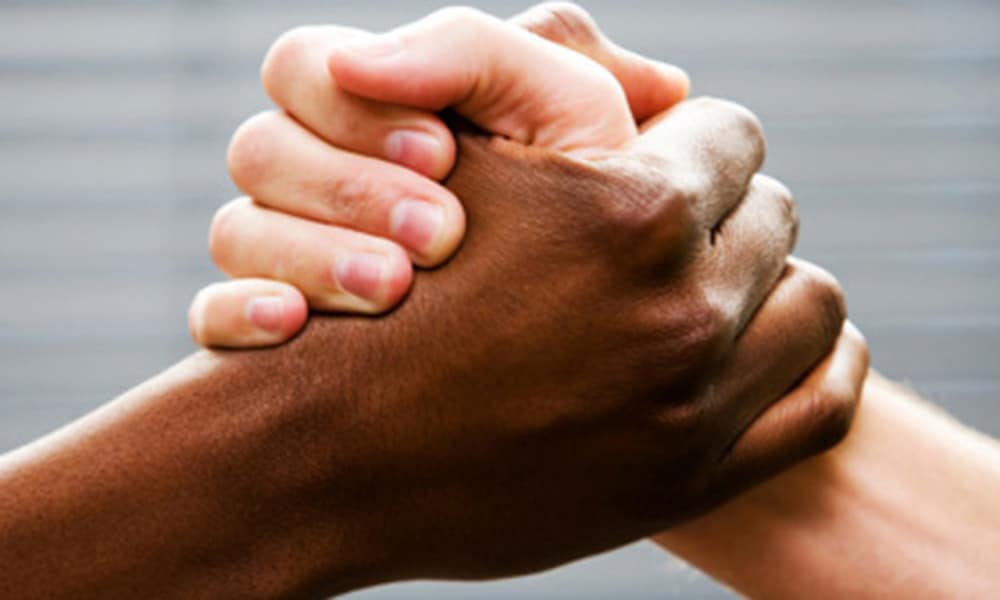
[191,4,692,346]
[0,123,864,598]
[183,5,1000,596]
[657,372,1000,598]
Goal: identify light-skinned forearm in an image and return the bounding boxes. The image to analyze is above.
[655,371,1000,598]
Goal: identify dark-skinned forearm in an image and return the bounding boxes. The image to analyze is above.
[0,348,386,599]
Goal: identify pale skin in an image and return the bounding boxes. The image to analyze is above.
[192,4,1000,597]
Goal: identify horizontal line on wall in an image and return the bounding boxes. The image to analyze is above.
[2,50,999,80]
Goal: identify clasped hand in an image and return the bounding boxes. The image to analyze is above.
[185,4,867,591]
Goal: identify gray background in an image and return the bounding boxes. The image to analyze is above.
[2,0,998,598]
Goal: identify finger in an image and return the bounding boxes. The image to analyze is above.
[262,25,455,179]
[717,321,869,494]
[188,279,308,349]
[631,97,766,227]
[209,197,413,314]
[707,258,848,452]
[510,2,690,122]
[709,174,799,333]
[327,7,637,155]
[227,111,465,266]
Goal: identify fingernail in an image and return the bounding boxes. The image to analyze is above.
[247,297,285,332]
[385,130,444,174]
[335,253,388,301]
[334,35,402,60]
[390,199,444,254]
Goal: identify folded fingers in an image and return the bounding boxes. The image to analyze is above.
[262,25,455,179]
[209,197,413,314]
[227,111,465,267]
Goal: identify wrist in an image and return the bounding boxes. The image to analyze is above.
[655,371,1000,597]
[0,350,396,598]
[131,351,400,597]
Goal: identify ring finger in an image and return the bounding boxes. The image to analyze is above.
[210,197,413,313]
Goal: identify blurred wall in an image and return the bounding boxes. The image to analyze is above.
[2,1,998,598]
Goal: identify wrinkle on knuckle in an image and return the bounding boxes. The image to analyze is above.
[593,154,698,260]
[669,293,732,373]
[322,171,380,223]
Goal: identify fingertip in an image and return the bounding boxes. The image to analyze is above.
[189,280,309,349]
[329,245,414,315]
[382,245,416,308]
[384,122,457,180]
[428,123,458,180]
[655,61,690,106]
[249,285,308,341]
[282,287,309,334]
[187,285,211,346]
[397,193,466,268]
[432,195,468,267]
[624,55,691,121]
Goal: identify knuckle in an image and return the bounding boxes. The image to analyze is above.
[845,323,872,371]
[227,111,283,192]
[797,262,848,347]
[261,25,317,100]
[806,381,857,453]
[594,155,698,259]
[691,96,767,164]
[208,198,250,273]
[519,2,601,48]
[312,165,408,232]
[324,172,378,221]
[432,6,492,29]
[673,294,733,371]
[660,172,702,218]
[756,174,799,248]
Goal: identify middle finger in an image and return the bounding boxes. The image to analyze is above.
[227,111,466,267]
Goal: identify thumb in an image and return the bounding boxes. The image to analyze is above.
[327,7,636,155]
[510,2,690,123]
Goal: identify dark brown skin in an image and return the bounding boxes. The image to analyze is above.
[0,116,858,598]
